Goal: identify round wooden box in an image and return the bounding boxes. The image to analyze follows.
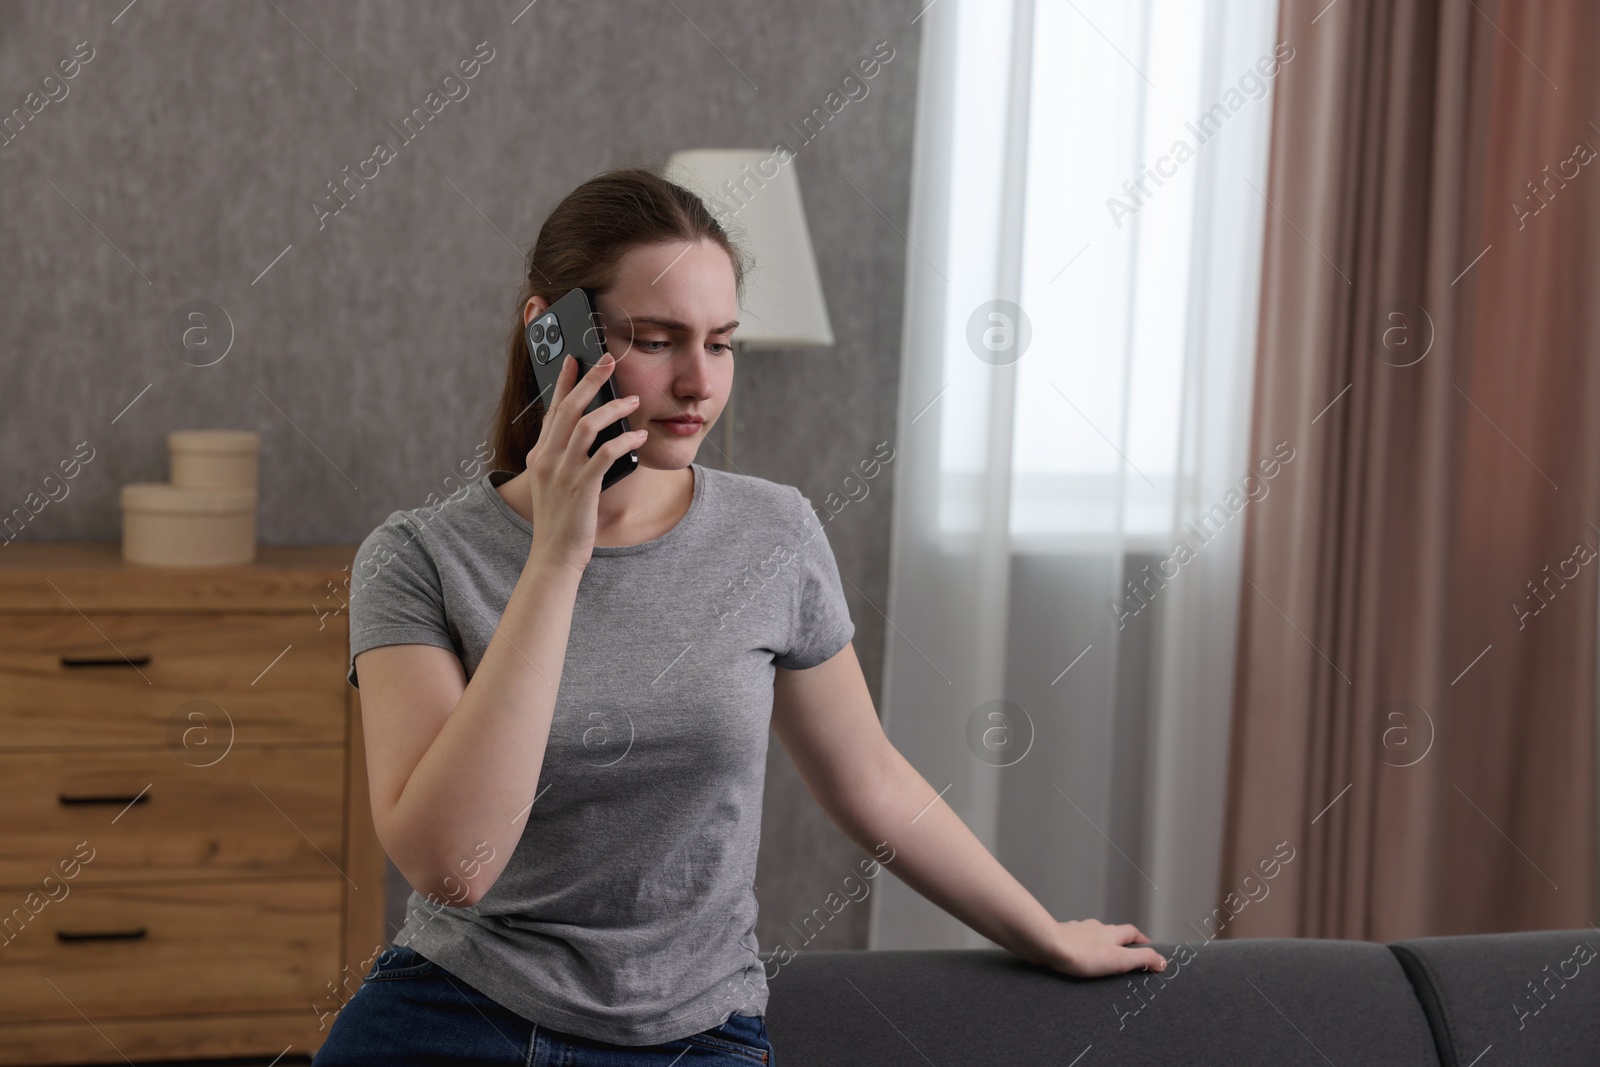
[120,483,258,566]
[169,430,260,491]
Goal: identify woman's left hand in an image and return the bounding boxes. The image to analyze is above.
[1044,919,1168,978]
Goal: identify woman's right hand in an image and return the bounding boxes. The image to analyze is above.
[522,352,646,574]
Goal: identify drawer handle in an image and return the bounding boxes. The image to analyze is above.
[57,927,148,943]
[59,654,152,668]
[59,792,151,807]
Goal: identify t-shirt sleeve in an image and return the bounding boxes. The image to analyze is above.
[772,488,855,671]
[346,513,458,689]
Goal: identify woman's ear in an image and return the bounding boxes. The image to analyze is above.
[523,295,549,328]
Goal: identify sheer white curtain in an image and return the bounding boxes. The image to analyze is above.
[873,0,1280,947]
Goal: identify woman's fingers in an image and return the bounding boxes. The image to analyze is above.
[1117,925,1164,969]
[583,427,648,479]
[545,353,582,430]
[589,393,640,436]
[563,386,638,465]
[542,348,577,415]
[547,353,620,455]
[1052,919,1167,978]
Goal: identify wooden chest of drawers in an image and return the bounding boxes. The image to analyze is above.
[0,544,385,1065]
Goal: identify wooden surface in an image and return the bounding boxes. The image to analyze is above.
[0,880,343,1023]
[0,542,358,612]
[0,613,348,748]
[0,746,346,884]
[0,542,380,1066]
[341,684,391,995]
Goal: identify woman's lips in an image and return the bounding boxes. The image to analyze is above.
[653,417,703,437]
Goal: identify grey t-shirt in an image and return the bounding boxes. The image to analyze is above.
[345,462,854,1045]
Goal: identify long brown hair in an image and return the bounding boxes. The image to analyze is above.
[486,165,749,475]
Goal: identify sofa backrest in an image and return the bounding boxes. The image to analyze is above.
[1389,928,1600,1067]
[764,940,1443,1065]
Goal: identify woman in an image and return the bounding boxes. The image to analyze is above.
[315,166,1167,1066]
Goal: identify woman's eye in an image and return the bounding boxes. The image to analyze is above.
[640,340,669,352]
[708,343,730,354]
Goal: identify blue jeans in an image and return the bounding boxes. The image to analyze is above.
[312,943,774,1066]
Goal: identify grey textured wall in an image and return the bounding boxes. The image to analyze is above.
[0,0,917,953]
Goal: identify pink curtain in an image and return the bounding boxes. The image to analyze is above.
[1219,0,1600,940]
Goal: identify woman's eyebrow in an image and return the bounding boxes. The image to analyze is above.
[630,316,740,334]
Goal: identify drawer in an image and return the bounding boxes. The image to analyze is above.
[0,879,342,1023]
[0,614,347,748]
[0,747,345,886]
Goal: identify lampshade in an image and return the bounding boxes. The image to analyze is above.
[665,149,834,349]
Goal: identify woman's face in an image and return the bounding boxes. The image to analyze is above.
[568,238,739,470]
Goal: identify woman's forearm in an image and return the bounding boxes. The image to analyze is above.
[385,553,582,906]
[836,746,1067,967]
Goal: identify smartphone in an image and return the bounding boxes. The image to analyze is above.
[526,286,638,491]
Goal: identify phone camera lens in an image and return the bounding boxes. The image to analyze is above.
[529,323,545,343]
[546,323,562,344]
[535,342,551,363]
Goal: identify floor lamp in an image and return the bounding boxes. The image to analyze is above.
[664,149,835,471]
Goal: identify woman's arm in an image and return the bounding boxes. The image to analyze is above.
[359,352,643,908]
[771,641,1168,978]
[357,555,583,907]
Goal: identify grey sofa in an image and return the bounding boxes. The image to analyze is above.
[763,928,1600,1065]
